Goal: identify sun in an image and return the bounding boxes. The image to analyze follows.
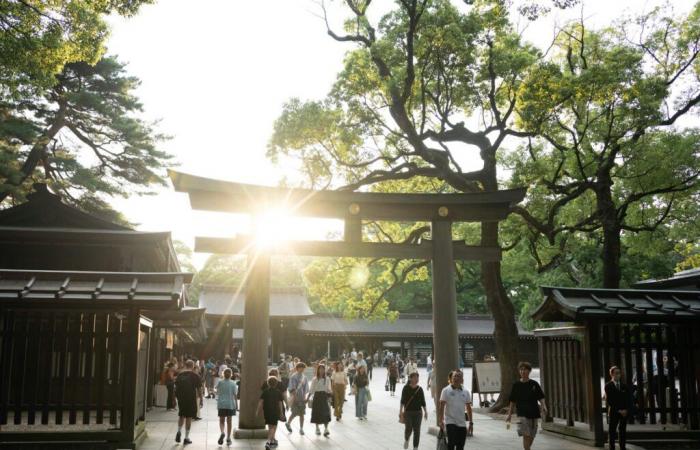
[252,207,296,248]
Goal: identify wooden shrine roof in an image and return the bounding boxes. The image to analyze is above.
[0,269,193,310]
[169,170,526,222]
[533,286,700,323]
[198,285,315,318]
[0,184,128,230]
[0,184,181,272]
[633,268,700,291]
[297,313,534,339]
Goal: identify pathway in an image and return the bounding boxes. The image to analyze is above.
[141,369,601,450]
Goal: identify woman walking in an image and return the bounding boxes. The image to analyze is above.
[388,360,399,396]
[354,365,370,420]
[331,361,348,421]
[400,372,428,450]
[309,364,332,437]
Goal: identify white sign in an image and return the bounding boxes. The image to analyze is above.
[474,362,501,394]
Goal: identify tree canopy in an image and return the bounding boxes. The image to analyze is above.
[1,0,169,223]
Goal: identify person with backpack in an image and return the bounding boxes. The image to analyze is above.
[174,359,202,445]
[285,362,309,435]
[257,376,285,450]
[216,368,238,446]
[400,372,428,450]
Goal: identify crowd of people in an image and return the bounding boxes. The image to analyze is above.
[160,348,643,450]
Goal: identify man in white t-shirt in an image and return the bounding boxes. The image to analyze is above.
[406,357,418,376]
[439,370,473,450]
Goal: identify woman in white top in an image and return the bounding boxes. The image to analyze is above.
[330,362,349,420]
[309,364,332,436]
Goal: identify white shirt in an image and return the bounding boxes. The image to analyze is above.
[440,385,472,427]
[356,358,367,369]
[309,377,332,395]
[351,351,358,360]
[406,362,418,375]
[426,355,432,366]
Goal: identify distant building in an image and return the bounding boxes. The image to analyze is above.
[196,284,538,365]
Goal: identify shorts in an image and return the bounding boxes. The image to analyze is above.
[218,409,235,417]
[517,418,539,437]
[290,401,306,417]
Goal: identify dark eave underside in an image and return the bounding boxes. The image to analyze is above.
[533,286,700,323]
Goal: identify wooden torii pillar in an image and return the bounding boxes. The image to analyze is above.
[169,170,526,436]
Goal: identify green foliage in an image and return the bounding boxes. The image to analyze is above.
[0,0,153,97]
[1,56,172,220]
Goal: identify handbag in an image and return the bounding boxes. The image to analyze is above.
[385,379,389,391]
[436,429,448,450]
[367,389,372,402]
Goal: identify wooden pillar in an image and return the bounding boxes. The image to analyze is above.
[431,220,459,421]
[121,308,141,442]
[236,252,270,436]
[583,322,604,446]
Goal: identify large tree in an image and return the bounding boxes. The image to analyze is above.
[269,0,542,408]
[512,4,700,288]
[1,56,171,222]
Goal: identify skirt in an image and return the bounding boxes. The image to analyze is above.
[310,391,331,424]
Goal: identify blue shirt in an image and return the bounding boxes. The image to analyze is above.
[216,379,237,410]
[288,372,308,402]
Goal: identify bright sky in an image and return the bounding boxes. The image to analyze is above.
[106,0,696,268]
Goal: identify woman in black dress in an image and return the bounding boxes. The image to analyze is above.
[309,364,332,437]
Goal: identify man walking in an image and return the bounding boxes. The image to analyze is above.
[605,366,632,450]
[438,370,473,450]
[506,362,547,450]
[285,362,309,435]
[174,359,202,445]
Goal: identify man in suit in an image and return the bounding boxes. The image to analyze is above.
[605,366,632,450]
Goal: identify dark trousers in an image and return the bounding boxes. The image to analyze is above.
[446,424,467,450]
[403,410,422,448]
[609,412,627,450]
[166,381,176,409]
[368,366,373,379]
[389,376,397,392]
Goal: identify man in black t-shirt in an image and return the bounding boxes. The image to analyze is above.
[174,359,203,445]
[506,361,547,450]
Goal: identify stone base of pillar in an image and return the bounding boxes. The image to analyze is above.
[234,428,269,439]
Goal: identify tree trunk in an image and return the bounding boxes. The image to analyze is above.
[482,221,520,412]
[595,181,622,289]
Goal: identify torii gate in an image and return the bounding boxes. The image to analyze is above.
[170,170,525,438]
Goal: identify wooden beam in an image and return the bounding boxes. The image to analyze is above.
[194,236,502,261]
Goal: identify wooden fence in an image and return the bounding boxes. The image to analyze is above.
[0,307,151,447]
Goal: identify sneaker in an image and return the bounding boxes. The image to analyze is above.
[323,429,330,437]
[265,442,271,450]
[175,431,181,443]
[218,433,225,445]
[285,422,292,433]
[299,429,304,435]
[183,438,192,445]
[404,440,409,449]
[315,427,321,435]
[226,438,232,445]
[271,440,279,447]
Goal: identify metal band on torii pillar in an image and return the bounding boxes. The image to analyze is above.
[431,219,460,423]
[234,251,271,438]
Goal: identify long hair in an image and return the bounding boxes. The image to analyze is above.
[315,364,326,379]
